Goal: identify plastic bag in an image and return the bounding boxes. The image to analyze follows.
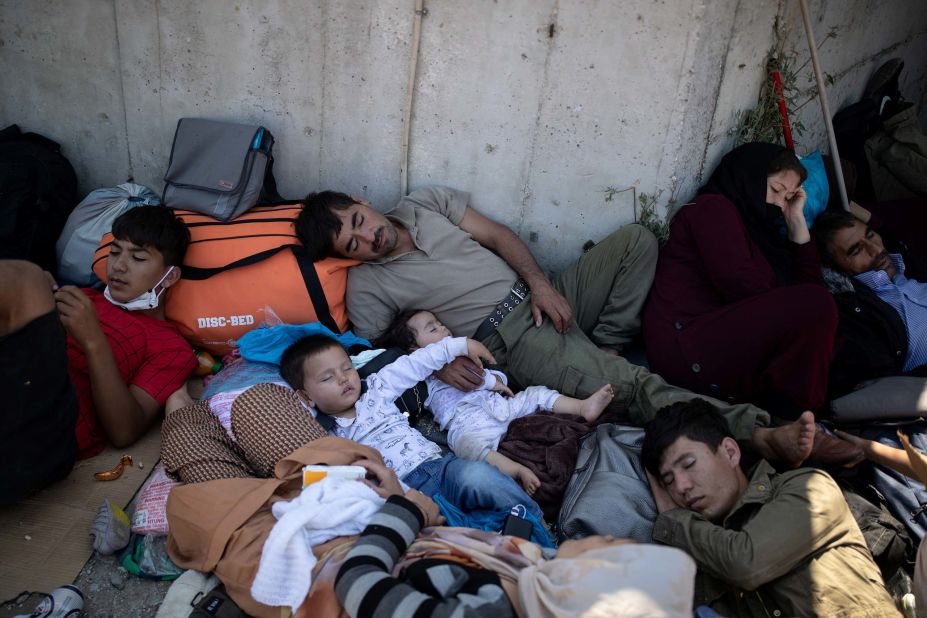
[120,533,183,580]
[131,461,180,535]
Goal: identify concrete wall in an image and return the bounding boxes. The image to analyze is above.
[2,0,925,272]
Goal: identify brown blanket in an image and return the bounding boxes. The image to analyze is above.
[498,410,623,519]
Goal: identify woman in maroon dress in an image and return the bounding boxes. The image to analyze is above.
[643,143,837,420]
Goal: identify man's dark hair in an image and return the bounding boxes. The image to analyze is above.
[767,148,808,183]
[111,206,190,266]
[279,334,344,390]
[295,191,358,261]
[378,308,428,350]
[641,398,734,478]
[812,210,860,271]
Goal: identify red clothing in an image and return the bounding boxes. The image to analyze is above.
[643,195,836,417]
[66,289,196,458]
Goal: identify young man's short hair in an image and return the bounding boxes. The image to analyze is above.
[295,191,358,262]
[812,210,860,271]
[111,206,190,267]
[641,398,734,477]
[378,308,426,350]
[279,334,345,389]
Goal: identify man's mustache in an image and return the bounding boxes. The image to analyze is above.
[870,251,890,271]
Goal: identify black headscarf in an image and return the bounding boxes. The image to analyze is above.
[699,142,793,283]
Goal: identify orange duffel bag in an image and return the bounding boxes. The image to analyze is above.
[92,204,358,354]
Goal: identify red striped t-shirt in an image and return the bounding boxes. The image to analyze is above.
[66,289,196,458]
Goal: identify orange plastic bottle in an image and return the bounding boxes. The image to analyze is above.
[194,350,222,376]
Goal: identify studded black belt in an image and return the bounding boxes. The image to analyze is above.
[472,279,530,341]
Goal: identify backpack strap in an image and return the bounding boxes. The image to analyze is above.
[179,244,342,334]
[257,154,287,205]
[293,247,339,333]
[91,232,343,334]
[91,240,298,281]
[178,245,296,280]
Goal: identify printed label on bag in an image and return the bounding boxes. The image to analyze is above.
[197,315,255,329]
[132,510,149,527]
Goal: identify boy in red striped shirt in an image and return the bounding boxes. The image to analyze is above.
[0,206,196,503]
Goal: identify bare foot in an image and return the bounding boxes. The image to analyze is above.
[515,465,541,496]
[751,411,815,468]
[599,346,622,356]
[580,384,615,423]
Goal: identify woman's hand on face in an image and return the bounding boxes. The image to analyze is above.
[783,185,807,219]
[782,186,811,244]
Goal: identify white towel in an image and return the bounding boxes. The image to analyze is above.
[351,348,385,369]
[250,476,385,611]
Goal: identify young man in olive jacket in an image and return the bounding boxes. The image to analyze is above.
[643,399,898,618]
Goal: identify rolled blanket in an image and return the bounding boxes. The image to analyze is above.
[498,410,622,517]
[250,476,384,612]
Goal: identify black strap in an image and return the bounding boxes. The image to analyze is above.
[293,246,339,333]
[92,238,298,281]
[184,216,300,228]
[177,244,298,281]
[92,233,341,333]
[255,129,289,205]
[258,154,288,205]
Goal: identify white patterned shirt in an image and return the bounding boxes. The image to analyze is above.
[330,337,469,478]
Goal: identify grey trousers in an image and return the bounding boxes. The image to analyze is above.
[483,224,769,440]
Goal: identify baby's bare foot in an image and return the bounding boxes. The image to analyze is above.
[580,384,614,423]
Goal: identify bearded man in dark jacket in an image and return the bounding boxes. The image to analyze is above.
[814,210,927,398]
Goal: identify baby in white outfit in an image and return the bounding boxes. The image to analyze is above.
[384,309,614,494]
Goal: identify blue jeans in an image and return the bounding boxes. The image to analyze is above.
[403,453,544,521]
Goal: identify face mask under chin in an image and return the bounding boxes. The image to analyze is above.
[104,267,173,311]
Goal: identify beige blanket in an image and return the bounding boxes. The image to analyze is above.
[166,438,381,618]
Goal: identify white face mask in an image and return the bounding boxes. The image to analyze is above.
[104,267,174,311]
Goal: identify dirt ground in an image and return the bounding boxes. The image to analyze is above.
[0,551,172,618]
[71,552,172,618]
[0,469,175,618]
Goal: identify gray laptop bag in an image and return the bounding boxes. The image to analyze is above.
[162,118,276,220]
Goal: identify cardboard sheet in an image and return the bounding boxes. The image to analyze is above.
[0,423,161,600]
